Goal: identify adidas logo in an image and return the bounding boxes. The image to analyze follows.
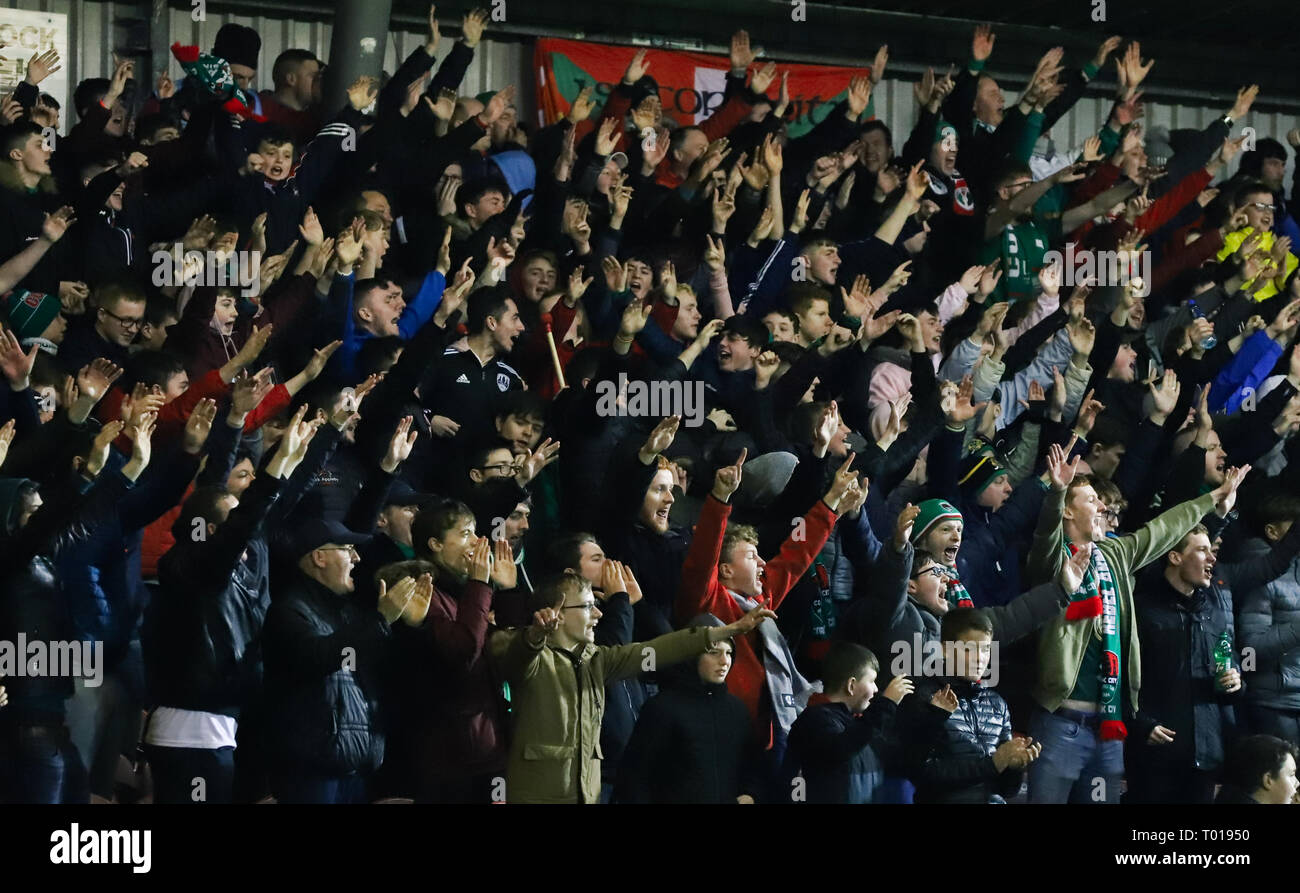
[456,373,470,383]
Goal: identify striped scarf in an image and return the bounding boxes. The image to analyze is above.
[1064,543,1126,740]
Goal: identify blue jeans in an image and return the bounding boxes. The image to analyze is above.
[273,770,370,804]
[0,724,90,804]
[145,745,236,803]
[1027,710,1124,804]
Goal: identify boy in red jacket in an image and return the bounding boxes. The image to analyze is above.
[675,448,861,768]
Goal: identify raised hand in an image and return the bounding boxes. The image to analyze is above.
[182,398,218,454]
[1045,441,1081,492]
[378,576,418,624]
[943,376,987,425]
[25,48,61,86]
[515,437,561,486]
[931,684,959,713]
[76,359,123,405]
[381,415,419,473]
[84,420,125,478]
[491,538,518,590]
[401,573,435,627]
[1212,464,1251,517]
[640,415,680,462]
[712,447,747,502]
[41,206,76,242]
[824,452,859,510]
[971,23,996,63]
[347,75,379,111]
[461,7,488,48]
[882,674,915,704]
[0,326,38,388]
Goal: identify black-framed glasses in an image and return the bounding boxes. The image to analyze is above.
[911,565,948,580]
[1249,202,1277,212]
[100,307,144,330]
[478,463,515,475]
[561,601,598,613]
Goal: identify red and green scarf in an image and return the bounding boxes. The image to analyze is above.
[1065,543,1126,741]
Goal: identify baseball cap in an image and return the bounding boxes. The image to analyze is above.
[383,480,436,509]
[291,519,369,557]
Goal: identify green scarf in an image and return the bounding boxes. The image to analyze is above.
[1063,543,1126,740]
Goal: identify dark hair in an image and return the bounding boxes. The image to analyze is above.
[548,532,600,575]
[30,351,63,390]
[0,121,44,157]
[144,295,178,329]
[941,606,994,642]
[860,119,892,146]
[1245,492,1300,539]
[1238,138,1288,176]
[821,641,879,692]
[1234,180,1275,208]
[127,350,187,390]
[256,125,295,151]
[996,162,1033,191]
[172,485,234,541]
[356,335,404,377]
[73,78,111,117]
[136,114,181,144]
[495,390,546,425]
[786,283,832,317]
[467,440,514,473]
[37,92,60,110]
[458,177,509,213]
[411,499,476,557]
[354,277,396,306]
[1088,414,1127,450]
[788,400,831,445]
[669,125,703,153]
[1221,734,1296,794]
[271,48,320,88]
[466,285,514,335]
[533,570,590,611]
[911,549,941,575]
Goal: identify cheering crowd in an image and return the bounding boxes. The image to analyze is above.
[1,6,1300,805]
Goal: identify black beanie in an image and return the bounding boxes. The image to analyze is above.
[213,23,261,71]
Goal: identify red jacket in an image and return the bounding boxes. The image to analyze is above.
[676,494,836,734]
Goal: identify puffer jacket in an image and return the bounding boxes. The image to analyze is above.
[1235,537,1300,711]
[141,474,283,718]
[263,574,392,776]
[489,625,713,804]
[909,677,1022,804]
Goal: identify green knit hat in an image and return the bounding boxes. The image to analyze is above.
[911,498,963,544]
[934,119,958,147]
[3,289,61,341]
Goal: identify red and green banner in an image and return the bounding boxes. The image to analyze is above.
[534,38,873,138]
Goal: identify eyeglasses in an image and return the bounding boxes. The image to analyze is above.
[100,307,144,330]
[1249,202,1277,212]
[911,565,948,580]
[561,601,598,613]
[478,463,515,475]
[317,545,360,558]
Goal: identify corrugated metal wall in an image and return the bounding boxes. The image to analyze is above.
[4,0,1297,186]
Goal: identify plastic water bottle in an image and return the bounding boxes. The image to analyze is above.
[1214,629,1234,690]
[1188,299,1217,350]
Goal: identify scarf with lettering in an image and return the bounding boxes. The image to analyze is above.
[1064,542,1126,740]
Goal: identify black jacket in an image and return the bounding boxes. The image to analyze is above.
[0,471,130,722]
[787,698,925,804]
[262,573,392,775]
[909,677,1022,804]
[1129,575,1239,779]
[142,473,283,718]
[614,665,760,804]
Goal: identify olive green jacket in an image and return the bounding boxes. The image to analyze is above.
[1026,488,1218,715]
[489,625,712,804]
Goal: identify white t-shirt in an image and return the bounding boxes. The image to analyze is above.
[145,707,238,749]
